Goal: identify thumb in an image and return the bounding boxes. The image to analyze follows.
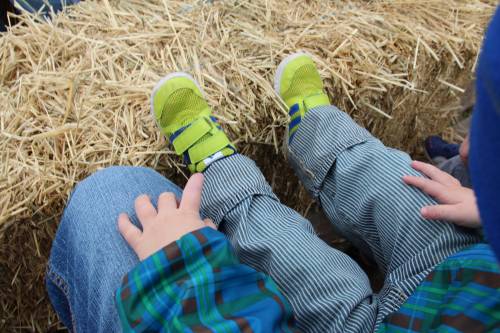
[203,218,217,230]
[421,205,462,223]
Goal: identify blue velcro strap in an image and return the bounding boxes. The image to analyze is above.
[289,103,300,116]
[289,115,301,131]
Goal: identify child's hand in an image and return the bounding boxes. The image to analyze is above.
[117,173,216,260]
[403,161,481,228]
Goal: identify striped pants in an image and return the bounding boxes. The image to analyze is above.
[200,106,480,332]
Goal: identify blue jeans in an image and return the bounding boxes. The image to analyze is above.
[46,167,182,332]
[47,106,479,332]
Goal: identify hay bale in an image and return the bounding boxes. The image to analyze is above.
[0,0,495,329]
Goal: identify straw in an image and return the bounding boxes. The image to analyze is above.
[0,0,495,329]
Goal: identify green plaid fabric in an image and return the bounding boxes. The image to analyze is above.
[378,244,500,332]
[115,227,298,332]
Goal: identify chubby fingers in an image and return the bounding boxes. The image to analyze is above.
[410,161,459,186]
[180,173,204,212]
[421,204,467,223]
[118,213,142,250]
[158,192,177,212]
[135,195,157,226]
[402,175,448,202]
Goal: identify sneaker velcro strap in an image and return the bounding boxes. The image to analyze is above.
[188,130,231,163]
[304,93,329,110]
[172,117,213,155]
[192,146,234,173]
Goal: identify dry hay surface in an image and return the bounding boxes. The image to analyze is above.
[0,0,495,330]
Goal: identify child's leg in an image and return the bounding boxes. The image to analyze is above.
[152,71,377,332]
[437,155,472,188]
[201,155,379,333]
[46,166,183,333]
[287,105,481,320]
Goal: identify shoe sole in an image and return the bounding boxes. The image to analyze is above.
[149,72,205,131]
[273,52,310,96]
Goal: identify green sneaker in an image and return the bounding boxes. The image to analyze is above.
[274,53,330,143]
[151,72,236,173]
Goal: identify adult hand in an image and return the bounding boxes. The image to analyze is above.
[403,160,481,228]
[118,173,216,260]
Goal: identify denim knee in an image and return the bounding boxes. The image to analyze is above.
[46,165,179,333]
[67,165,181,209]
[65,165,183,226]
[69,166,151,200]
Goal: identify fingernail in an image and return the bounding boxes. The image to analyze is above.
[421,207,428,215]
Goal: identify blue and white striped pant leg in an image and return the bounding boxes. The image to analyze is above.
[288,105,481,325]
[200,154,378,333]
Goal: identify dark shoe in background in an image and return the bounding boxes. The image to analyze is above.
[0,1,17,32]
[14,0,80,14]
[424,135,460,165]
[1,0,81,32]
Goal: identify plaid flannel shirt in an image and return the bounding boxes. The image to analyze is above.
[115,227,298,332]
[116,226,499,333]
[378,243,500,332]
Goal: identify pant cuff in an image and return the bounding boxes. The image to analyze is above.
[201,154,278,225]
[288,105,373,197]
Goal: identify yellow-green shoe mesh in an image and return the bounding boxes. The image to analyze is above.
[152,75,235,173]
[159,88,211,136]
[281,64,324,103]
